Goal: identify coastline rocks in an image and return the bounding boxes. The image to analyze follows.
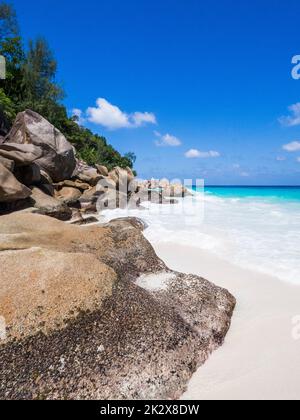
[0,213,166,280]
[163,185,193,198]
[55,186,82,205]
[76,167,102,187]
[110,217,148,232]
[96,190,128,211]
[0,280,204,400]
[0,162,32,203]
[69,210,99,225]
[95,164,109,177]
[109,166,134,191]
[130,189,178,206]
[29,187,72,221]
[136,179,193,199]
[4,110,76,182]
[54,179,90,191]
[0,156,14,172]
[0,213,235,400]
[136,272,235,347]
[0,143,43,166]
[14,163,41,187]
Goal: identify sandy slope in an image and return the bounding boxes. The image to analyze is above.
[154,242,300,401]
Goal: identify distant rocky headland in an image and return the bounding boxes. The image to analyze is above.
[0,110,236,400]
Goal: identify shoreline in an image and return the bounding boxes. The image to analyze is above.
[153,242,300,400]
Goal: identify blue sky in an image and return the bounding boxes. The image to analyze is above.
[12,0,300,184]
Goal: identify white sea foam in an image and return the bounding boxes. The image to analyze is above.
[101,191,300,285]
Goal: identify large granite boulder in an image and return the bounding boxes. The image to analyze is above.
[5,110,76,182]
[0,143,43,167]
[0,214,235,400]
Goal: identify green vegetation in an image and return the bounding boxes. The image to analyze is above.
[0,2,136,171]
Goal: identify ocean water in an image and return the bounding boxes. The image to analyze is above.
[102,186,300,285]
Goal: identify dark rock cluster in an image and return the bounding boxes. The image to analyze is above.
[0,110,191,223]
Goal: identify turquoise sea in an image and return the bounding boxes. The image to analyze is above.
[202,186,300,203]
[103,185,300,285]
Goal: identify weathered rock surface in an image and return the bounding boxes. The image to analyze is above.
[0,214,235,400]
[0,162,32,203]
[0,143,43,166]
[55,186,82,205]
[96,190,128,211]
[109,166,133,191]
[0,213,166,279]
[0,156,14,172]
[69,210,99,226]
[95,164,109,177]
[0,248,116,343]
[54,179,90,191]
[14,163,41,186]
[29,187,72,221]
[74,161,102,186]
[5,110,76,182]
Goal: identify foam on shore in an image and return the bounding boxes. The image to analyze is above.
[102,192,300,285]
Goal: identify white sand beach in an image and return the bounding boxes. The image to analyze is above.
[155,242,300,401]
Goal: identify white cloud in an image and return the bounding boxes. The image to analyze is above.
[279,103,300,127]
[86,98,157,130]
[185,149,220,159]
[282,141,300,152]
[154,131,182,147]
[132,112,156,127]
[71,108,86,125]
[276,156,287,161]
[297,157,300,163]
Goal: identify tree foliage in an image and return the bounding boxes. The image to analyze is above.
[0,2,136,170]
